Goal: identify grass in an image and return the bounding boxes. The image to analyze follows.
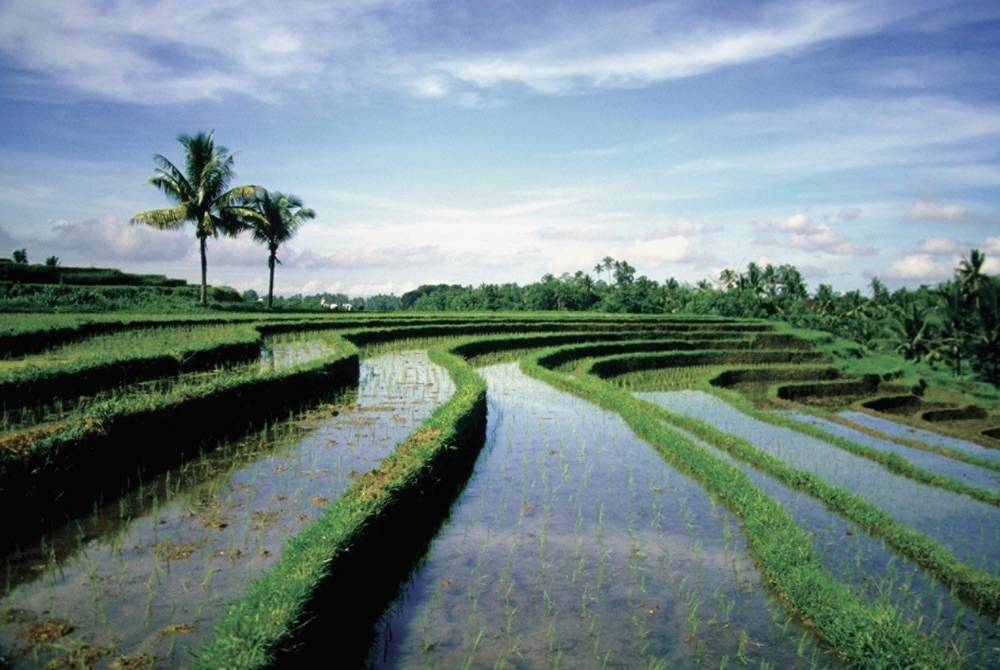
[573,353,1000,617]
[193,345,487,669]
[520,347,953,668]
[0,333,360,549]
[592,351,1000,508]
[4,312,996,668]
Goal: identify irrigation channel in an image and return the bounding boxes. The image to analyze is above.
[0,351,452,669]
[369,363,834,669]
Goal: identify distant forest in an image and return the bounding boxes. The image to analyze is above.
[286,251,997,387]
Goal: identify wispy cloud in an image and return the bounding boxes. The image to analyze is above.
[885,253,954,281]
[0,0,931,105]
[915,237,964,254]
[763,213,874,255]
[905,198,969,222]
[435,2,901,94]
[0,0,405,104]
[45,217,192,262]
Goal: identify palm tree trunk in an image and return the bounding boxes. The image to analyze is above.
[199,235,208,306]
[267,252,276,309]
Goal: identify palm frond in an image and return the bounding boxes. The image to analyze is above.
[151,154,192,194]
[131,206,188,229]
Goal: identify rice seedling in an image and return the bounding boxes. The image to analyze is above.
[0,351,452,669]
[367,363,834,669]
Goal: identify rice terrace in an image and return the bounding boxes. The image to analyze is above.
[2,2,1000,669]
[0,291,998,669]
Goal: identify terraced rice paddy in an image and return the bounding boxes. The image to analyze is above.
[638,391,1000,575]
[840,410,1000,463]
[0,351,450,668]
[1,313,998,669]
[371,364,831,669]
[787,411,1000,490]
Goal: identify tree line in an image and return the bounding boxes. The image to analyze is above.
[131,131,314,308]
[347,253,998,387]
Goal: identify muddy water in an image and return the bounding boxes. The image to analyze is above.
[638,391,1000,576]
[0,351,452,669]
[787,411,1000,491]
[369,364,834,669]
[640,396,999,668]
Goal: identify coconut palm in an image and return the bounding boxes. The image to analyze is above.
[892,303,932,361]
[131,131,255,306]
[958,248,986,309]
[243,189,316,308]
[718,268,738,291]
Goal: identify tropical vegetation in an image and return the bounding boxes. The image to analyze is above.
[131,131,314,307]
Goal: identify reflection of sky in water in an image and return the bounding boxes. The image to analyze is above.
[839,410,1000,463]
[639,391,1000,576]
[0,351,452,669]
[638,395,998,666]
[258,335,339,373]
[787,411,999,490]
[370,363,832,670]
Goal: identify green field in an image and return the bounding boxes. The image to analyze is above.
[0,312,997,669]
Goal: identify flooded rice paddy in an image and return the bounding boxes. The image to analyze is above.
[638,391,1000,576]
[839,411,1000,464]
[0,333,340,435]
[0,351,451,669]
[787,411,999,491]
[369,364,833,669]
[637,396,999,667]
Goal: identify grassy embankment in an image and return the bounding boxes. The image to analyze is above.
[565,347,1000,618]
[520,344,955,668]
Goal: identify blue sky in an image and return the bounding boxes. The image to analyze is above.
[0,0,998,297]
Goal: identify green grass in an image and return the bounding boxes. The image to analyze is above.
[518,347,952,669]
[194,344,487,670]
[570,352,1000,617]
[589,351,1000,508]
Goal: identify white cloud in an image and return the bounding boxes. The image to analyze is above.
[837,207,862,220]
[0,1,404,104]
[47,217,192,262]
[984,237,1000,255]
[0,1,923,106]
[289,245,451,270]
[630,236,692,264]
[905,198,968,222]
[678,97,1000,191]
[915,237,963,255]
[789,225,871,255]
[885,254,954,281]
[437,3,901,94]
[208,235,271,267]
[408,75,449,98]
[766,212,872,255]
[779,213,811,231]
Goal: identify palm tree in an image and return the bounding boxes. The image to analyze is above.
[131,131,255,306]
[892,303,932,361]
[958,249,986,309]
[718,268,738,291]
[243,189,315,308]
[936,283,968,376]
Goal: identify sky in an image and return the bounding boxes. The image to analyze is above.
[0,0,998,297]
